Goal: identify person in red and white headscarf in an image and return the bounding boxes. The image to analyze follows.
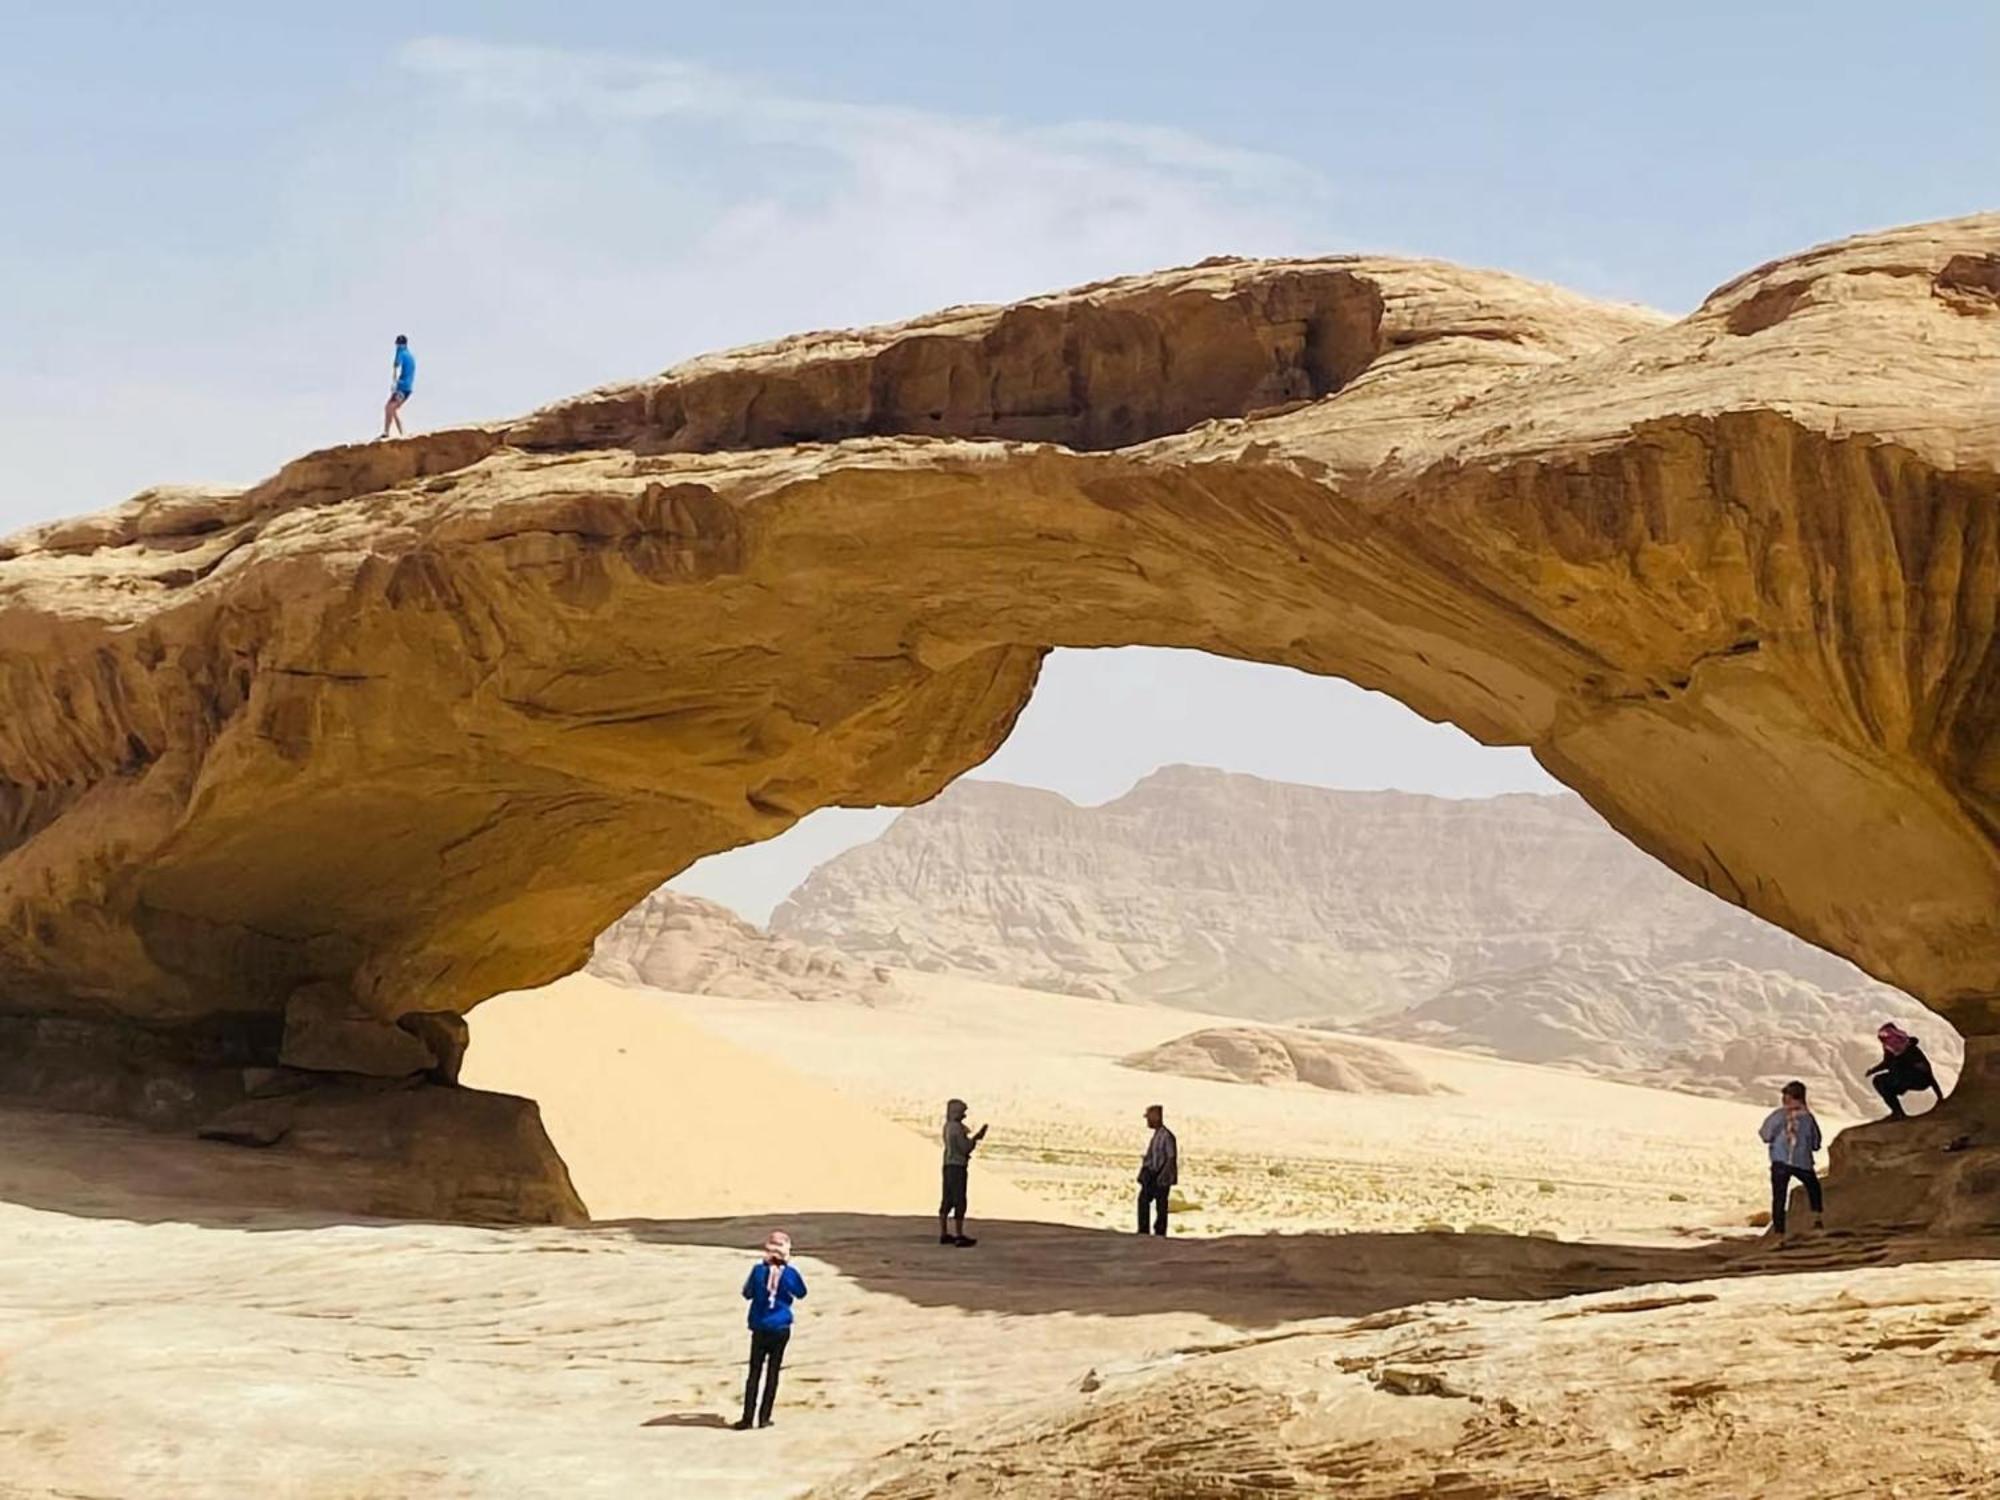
[1865,1022,1945,1119]
[736,1229,807,1430]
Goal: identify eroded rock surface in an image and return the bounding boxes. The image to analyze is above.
[1122,1026,1438,1096]
[771,769,1958,1111]
[2,215,1997,1221]
[591,889,896,1005]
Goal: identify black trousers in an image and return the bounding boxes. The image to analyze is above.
[940,1164,969,1219]
[1874,1071,1940,1115]
[1137,1178,1170,1236]
[743,1327,791,1424]
[1770,1162,1823,1231]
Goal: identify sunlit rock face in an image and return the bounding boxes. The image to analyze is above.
[1,215,1996,1222]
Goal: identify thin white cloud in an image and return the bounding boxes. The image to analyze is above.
[3,37,1338,534]
[385,36,1334,342]
[395,37,1320,198]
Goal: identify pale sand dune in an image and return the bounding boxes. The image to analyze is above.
[462,973,1053,1222]
[628,969,1845,1241]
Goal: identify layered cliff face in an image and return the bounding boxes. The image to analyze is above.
[1,215,1997,1222]
[591,888,895,1005]
[1366,956,1957,1116]
[772,770,1884,1011]
[771,769,1957,1111]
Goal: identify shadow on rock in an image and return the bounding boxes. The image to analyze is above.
[605,1212,1994,1330]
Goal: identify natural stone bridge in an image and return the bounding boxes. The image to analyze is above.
[3,215,1997,1226]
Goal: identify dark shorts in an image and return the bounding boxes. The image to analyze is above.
[939,1163,968,1217]
[390,386,413,404]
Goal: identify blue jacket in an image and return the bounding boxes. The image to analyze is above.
[1758,1108,1822,1169]
[743,1261,807,1331]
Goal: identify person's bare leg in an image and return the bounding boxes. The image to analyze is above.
[391,394,405,436]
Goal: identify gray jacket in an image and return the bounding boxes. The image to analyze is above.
[1140,1126,1179,1187]
[943,1119,975,1167]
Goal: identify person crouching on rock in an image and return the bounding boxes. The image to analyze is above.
[737,1230,806,1430]
[940,1097,987,1247]
[1137,1103,1178,1236]
[1866,1022,1945,1119]
[1758,1080,1823,1240]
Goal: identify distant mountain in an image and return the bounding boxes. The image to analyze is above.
[768,766,1958,1108]
[592,889,897,1006]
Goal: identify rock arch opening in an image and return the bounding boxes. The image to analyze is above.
[536,645,1958,1229]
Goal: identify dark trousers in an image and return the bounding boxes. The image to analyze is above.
[939,1164,969,1220]
[1874,1071,1940,1116]
[1137,1178,1170,1236]
[1770,1162,1823,1231]
[743,1327,790,1425]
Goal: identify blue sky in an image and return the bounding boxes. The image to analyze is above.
[7,2,1992,527]
[4,3,1993,916]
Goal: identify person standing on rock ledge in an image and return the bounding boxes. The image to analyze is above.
[940,1098,986,1247]
[737,1229,806,1430]
[379,334,416,440]
[1137,1104,1179,1236]
[1758,1080,1824,1240]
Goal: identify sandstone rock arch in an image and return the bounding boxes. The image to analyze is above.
[3,214,1997,1225]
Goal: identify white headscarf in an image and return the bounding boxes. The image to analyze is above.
[763,1230,792,1303]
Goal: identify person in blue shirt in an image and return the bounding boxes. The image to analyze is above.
[1757,1080,1824,1239]
[737,1229,807,1430]
[380,334,417,440]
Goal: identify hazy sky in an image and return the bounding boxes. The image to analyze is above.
[5,4,1993,919]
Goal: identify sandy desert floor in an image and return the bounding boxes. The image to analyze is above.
[0,974,1985,1498]
[498,971,1847,1242]
[0,1122,1993,1500]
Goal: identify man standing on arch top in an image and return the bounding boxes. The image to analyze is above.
[379,333,416,440]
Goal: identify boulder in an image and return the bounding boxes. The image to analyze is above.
[397,1010,471,1084]
[279,985,436,1079]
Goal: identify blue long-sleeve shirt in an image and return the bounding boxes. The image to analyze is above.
[743,1262,807,1331]
[1758,1108,1822,1169]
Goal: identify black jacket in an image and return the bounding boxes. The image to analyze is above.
[1868,1039,1938,1085]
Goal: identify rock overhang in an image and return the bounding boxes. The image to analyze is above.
[1,213,1997,1069]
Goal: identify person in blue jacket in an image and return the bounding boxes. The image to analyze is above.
[737,1229,807,1430]
[380,334,416,440]
[1757,1080,1824,1239]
